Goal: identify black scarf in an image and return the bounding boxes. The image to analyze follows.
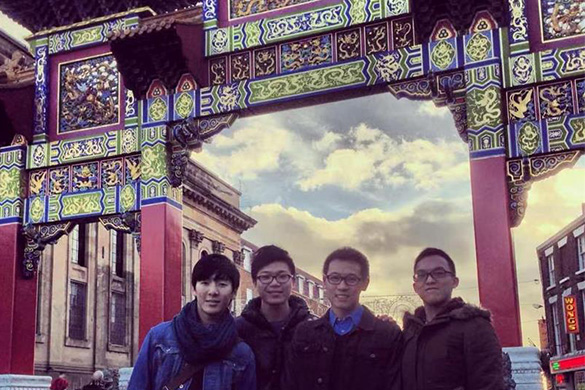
[172,300,239,365]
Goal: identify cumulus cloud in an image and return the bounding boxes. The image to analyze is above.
[243,197,477,301]
[193,115,317,182]
[196,120,469,195]
[242,163,584,340]
[417,101,450,118]
[298,124,469,191]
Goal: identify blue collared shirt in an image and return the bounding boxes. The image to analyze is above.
[329,305,364,336]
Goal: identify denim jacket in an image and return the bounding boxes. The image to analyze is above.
[128,321,256,390]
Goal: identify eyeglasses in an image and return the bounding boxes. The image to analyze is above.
[413,268,454,283]
[257,273,293,285]
[325,273,362,286]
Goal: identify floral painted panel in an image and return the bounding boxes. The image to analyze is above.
[230,0,317,19]
[540,0,585,41]
[58,55,120,133]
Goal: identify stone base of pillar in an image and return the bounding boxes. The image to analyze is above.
[118,367,133,390]
[504,346,543,390]
[0,375,52,390]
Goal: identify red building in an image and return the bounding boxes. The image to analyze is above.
[538,206,585,390]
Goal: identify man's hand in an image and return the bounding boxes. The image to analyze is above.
[377,315,397,325]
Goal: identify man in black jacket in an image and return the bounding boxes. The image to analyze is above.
[285,247,402,390]
[401,247,504,390]
[236,245,314,390]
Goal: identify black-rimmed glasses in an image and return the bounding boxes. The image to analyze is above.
[413,268,454,283]
[257,273,293,284]
[325,273,361,286]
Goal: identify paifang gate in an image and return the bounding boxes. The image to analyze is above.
[0,0,583,375]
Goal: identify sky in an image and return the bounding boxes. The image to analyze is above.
[2,12,584,347]
[194,93,585,347]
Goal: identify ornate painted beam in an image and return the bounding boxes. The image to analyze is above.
[21,221,74,278]
[507,150,583,227]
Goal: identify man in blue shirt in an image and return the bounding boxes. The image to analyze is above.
[285,247,402,390]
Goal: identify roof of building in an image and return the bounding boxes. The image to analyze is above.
[536,207,585,252]
[183,158,256,234]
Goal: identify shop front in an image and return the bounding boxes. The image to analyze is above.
[551,355,585,390]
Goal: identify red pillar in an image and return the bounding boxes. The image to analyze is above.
[139,202,183,345]
[470,155,522,347]
[0,223,37,374]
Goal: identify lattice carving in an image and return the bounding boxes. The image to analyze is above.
[507,151,582,227]
[22,222,74,279]
[99,212,141,253]
[388,71,467,141]
[169,113,238,187]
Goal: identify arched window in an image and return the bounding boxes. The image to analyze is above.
[200,250,208,259]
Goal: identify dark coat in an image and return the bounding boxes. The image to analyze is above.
[284,306,403,390]
[401,298,504,390]
[236,296,313,390]
[81,381,104,390]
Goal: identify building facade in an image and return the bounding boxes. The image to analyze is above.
[538,207,585,390]
[33,159,256,388]
[33,158,328,388]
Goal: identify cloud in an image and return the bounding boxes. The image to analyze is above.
[417,101,450,118]
[243,197,477,300]
[312,131,342,153]
[193,115,316,181]
[242,162,584,341]
[298,124,469,191]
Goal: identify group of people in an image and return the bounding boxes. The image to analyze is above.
[50,371,108,390]
[127,245,504,390]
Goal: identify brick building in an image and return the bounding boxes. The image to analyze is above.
[538,207,585,390]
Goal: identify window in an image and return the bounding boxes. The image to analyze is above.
[110,292,127,346]
[70,224,87,267]
[551,302,561,355]
[578,234,585,271]
[69,282,87,340]
[246,288,253,303]
[547,254,555,287]
[110,230,125,278]
[201,250,208,259]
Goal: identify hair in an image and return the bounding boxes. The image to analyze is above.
[413,247,457,275]
[251,245,295,282]
[323,247,370,279]
[92,371,104,381]
[192,253,240,291]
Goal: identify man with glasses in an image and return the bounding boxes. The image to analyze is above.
[401,247,504,390]
[236,245,314,390]
[285,247,402,390]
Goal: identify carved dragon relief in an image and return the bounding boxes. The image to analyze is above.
[98,212,142,253]
[507,150,582,228]
[22,222,75,279]
[387,71,467,141]
[168,113,239,187]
